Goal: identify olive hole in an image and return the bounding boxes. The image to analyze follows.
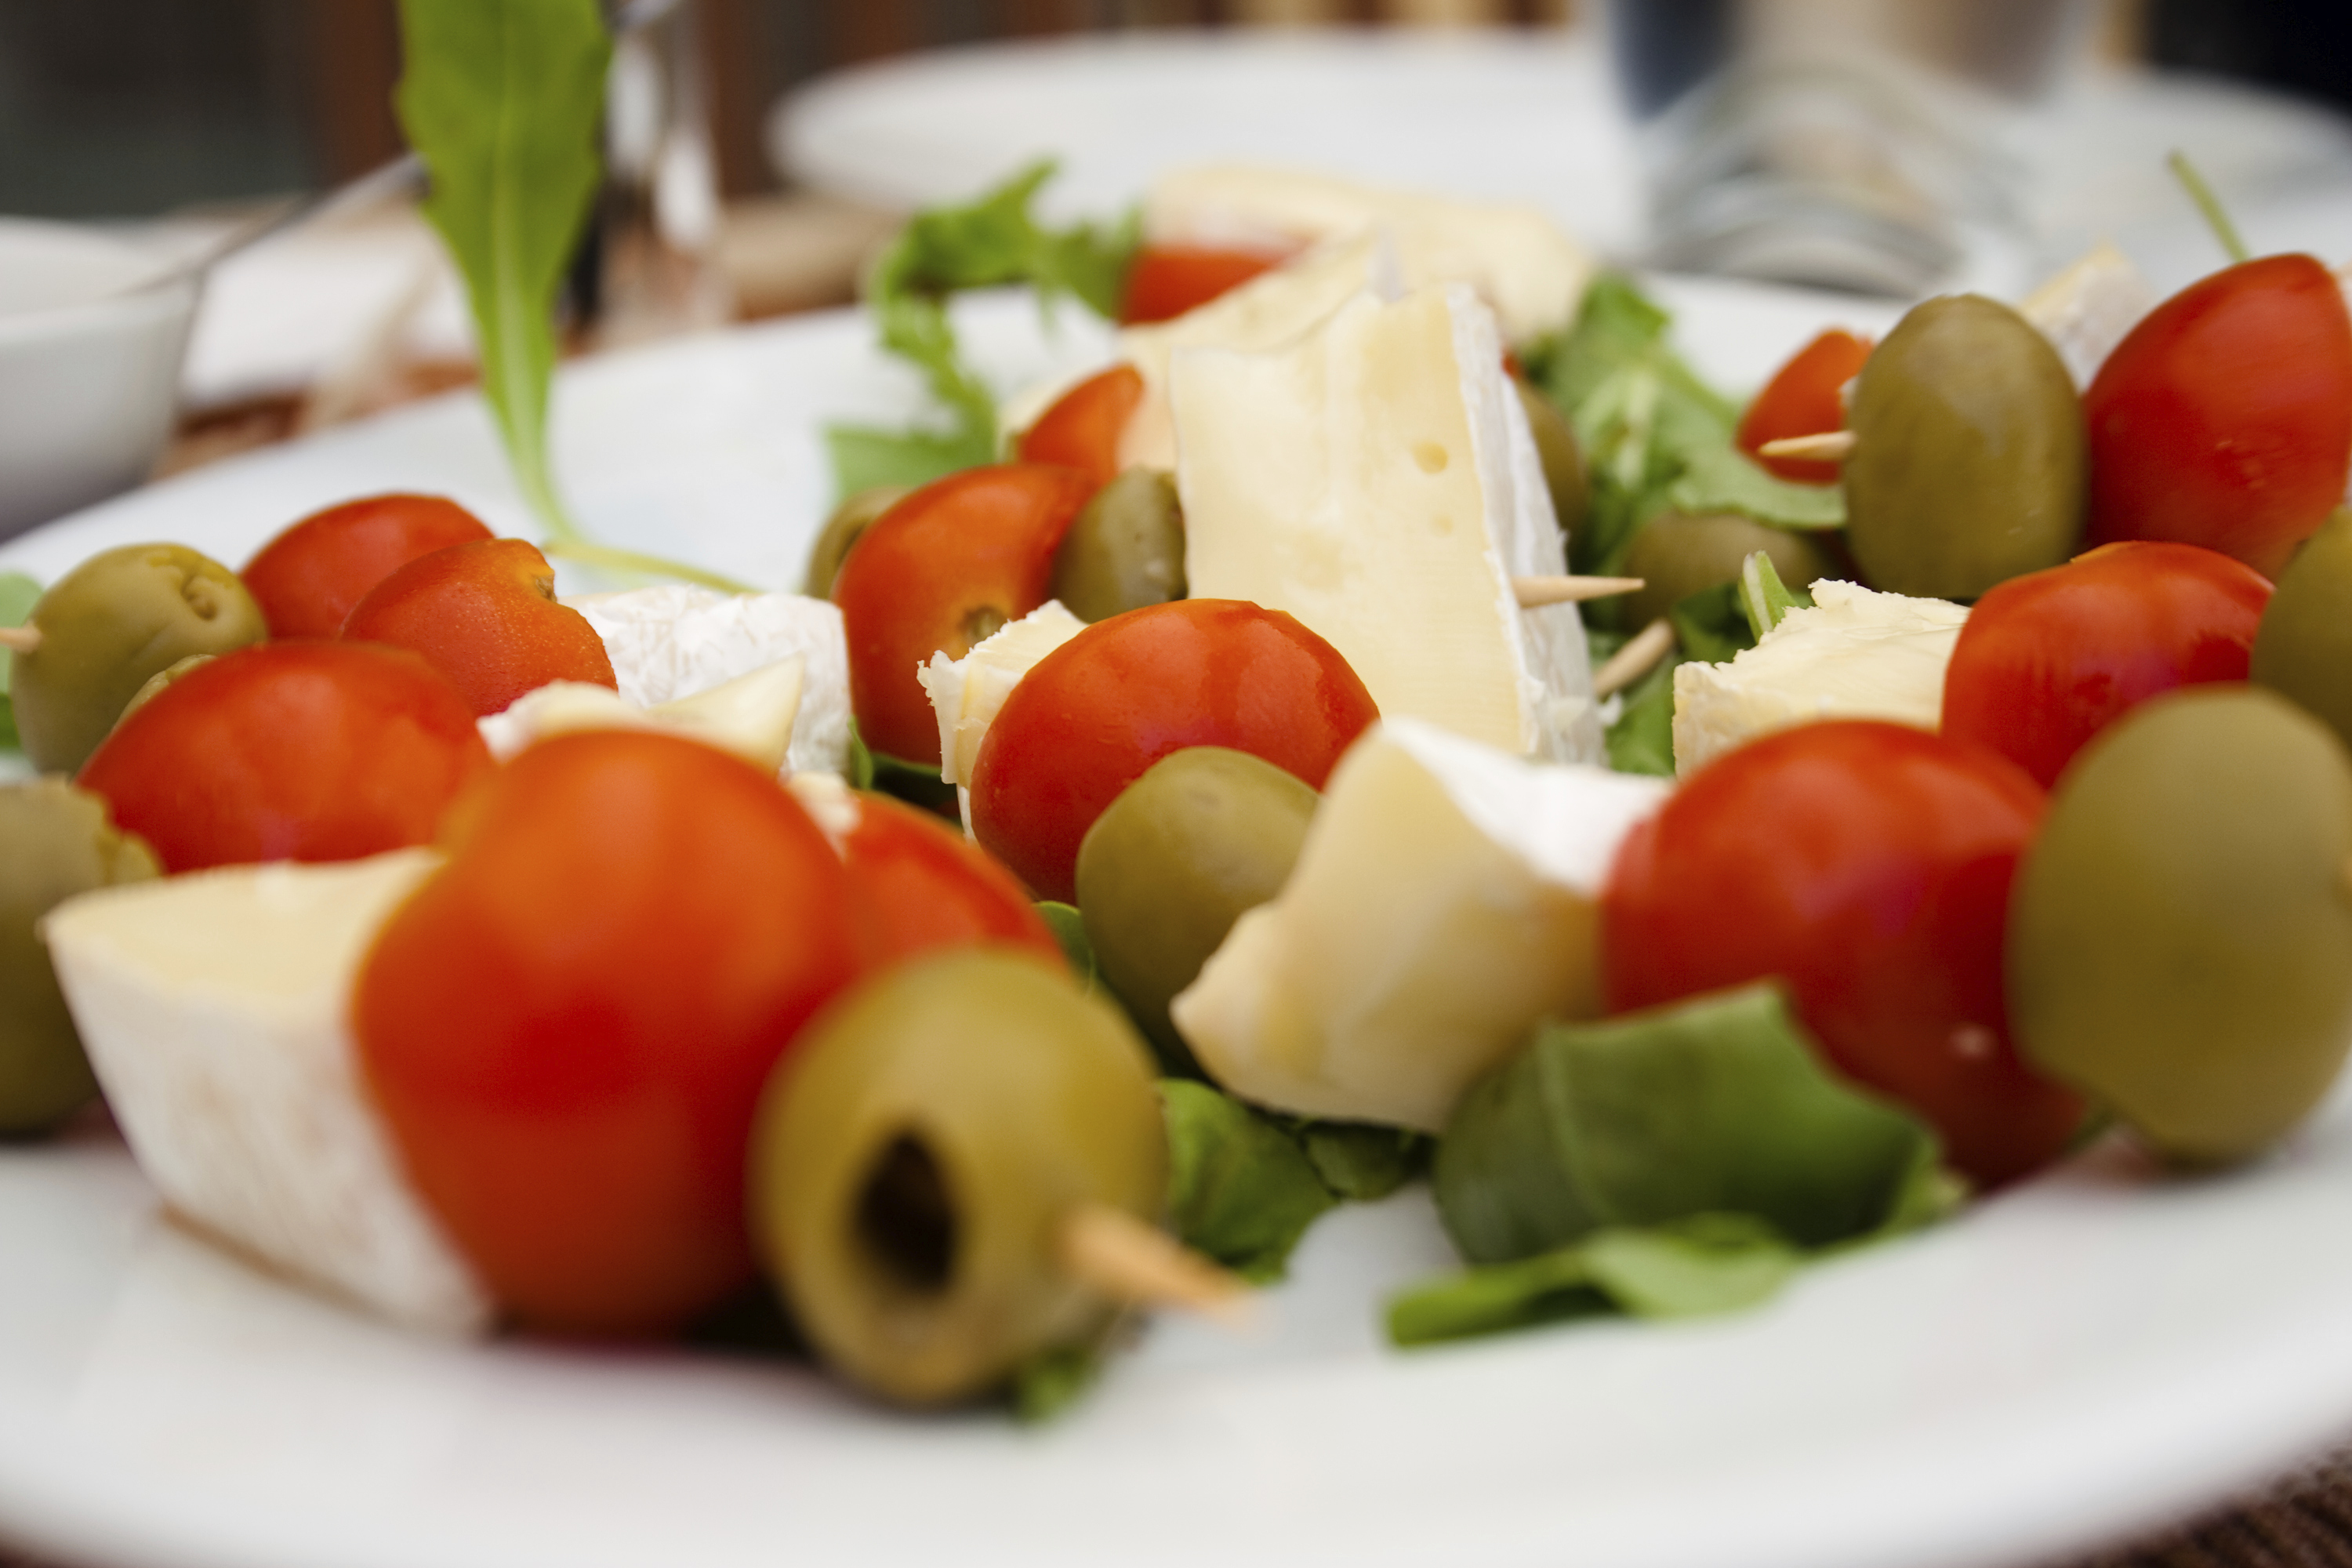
[962,605,1008,649]
[853,1133,958,1294]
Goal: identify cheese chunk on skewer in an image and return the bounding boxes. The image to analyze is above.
[1671,580,1967,776]
[1175,282,1602,764]
[477,658,808,777]
[1172,719,1668,1132]
[44,851,492,1337]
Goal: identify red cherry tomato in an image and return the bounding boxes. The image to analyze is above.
[1120,244,1287,325]
[833,464,1094,766]
[341,537,616,717]
[241,494,495,639]
[1942,540,2273,789]
[1602,721,2078,1189]
[1015,365,1143,492]
[969,598,1379,903]
[77,641,494,873]
[837,789,1064,968]
[1736,329,1873,484]
[354,730,862,1337]
[2084,253,2352,578]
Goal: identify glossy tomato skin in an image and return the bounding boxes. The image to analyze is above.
[77,641,493,873]
[969,598,1379,903]
[241,493,495,638]
[833,464,1095,765]
[1942,540,2273,789]
[1602,721,2078,1189]
[1735,328,1873,484]
[1015,365,1143,493]
[1120,244,1285,325]
[354,730,862,1338]
[341,537,616,717]
[838,789,1064,967]
[2084,254,2352,578]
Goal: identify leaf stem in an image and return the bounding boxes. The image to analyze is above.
[540,539,760,594]
[2168,150,2250,266]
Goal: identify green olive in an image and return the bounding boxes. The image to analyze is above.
[12,544,267,775]
[2008,687,2352,1165]
[2252,505,2352,754]
[1514,375,1588,543]
[1076,746,1317,1076]
[804,486,909,600]
[750,949,1164,1406]
[115,654,216,729]
[1620,510,1839,630]
[0,779,160,1137]
[1843,294,2085,601]
[1048,467,1185,622]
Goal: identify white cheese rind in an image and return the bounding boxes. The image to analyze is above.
[1145,164,1594,345]
[1174,282,1599,764]
[1171,718,1668,1132]
[1671,579,1968,775]
[43,851,492,1337]
[567,585,849,775]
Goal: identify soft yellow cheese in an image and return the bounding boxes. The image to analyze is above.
[1171,719,1668,1132]
[43,851,492,1337]
[478,658,806,776]
[916,601,1088,833]
[1174,281,1601,763]
[1671,579,1969,775]
[1145,164,1593,345]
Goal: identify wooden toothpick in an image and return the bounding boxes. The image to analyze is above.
[1756,430,1857,463]
[1593,617,1678,699]
[0,625,39,656]
[1058,1203,1256,1332]
[1513,575,1646,608]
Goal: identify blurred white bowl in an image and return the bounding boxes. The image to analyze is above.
[0,219,198,543]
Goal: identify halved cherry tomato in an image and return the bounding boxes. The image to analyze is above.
[837,789,1064,967]
[833,464,1094,765]
[1120,244,1287,325]
[969,598,1379,903]
[2084,253,2352,578]
[354,730,862,1337]
[1602,720,2078,1189]
[241,494,495,639]
[77,641,493,873]
[1942,540,2273,789]
[340,537,616,717]
[1735,328,1873,484]
[1015,365,1143,492]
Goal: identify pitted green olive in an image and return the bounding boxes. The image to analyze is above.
[1514,376,1588,543]
[804,486,909,600]
[1843,294,2085,601]
[1621,510,1838,630]
[750,949,1164,1406]
[1048,467,1185,622]
[12,544,266,775]
[0,779,160,1136]
[2008,687,2352,1165]
[2252,506,2352,755]
[1076,746,1317,1076]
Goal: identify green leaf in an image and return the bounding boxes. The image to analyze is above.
[1603,649,1682,778]
[1737,550,1815,641]
[1160,1079,1338,1283]
[1668,442,1846,531]
[843,722,877,791]
[824,423,997,500]
[867,746,957,816]
[0,571,38,753]
[1668,580,1754,666]
[1035,901,1096,991]
[1293,1120,1430,1203]
[1010,1340,1104,1424]
[396,0,609,544]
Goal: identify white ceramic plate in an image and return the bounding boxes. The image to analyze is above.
[5,281,2350,1568]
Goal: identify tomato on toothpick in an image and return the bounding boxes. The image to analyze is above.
[1942,540,2273,789]
[1736,328,1873,485]
[241,494,495,639]
[833,464,1095,766]
[340,536,616,717]
[1602,721,2079,1189]
[1015,365,1143,492]
[77,641,494,874]
[969,598,1379,904]
[1120,244,1287,325]
[354,730,863,1338]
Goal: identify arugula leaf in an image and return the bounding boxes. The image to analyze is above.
[1291,1120,1430,1203]
[1011,1341,1105,1424]
[1602,646,1682,778]
[1738,550,1815,641]
[0,572,38,753]
[1670,442,1846,530]
[396,0,608,543]
[1668,580,1754,666]
[1034,902,1096,992]
[1161,1080,1338,1283]
[826,161,1140,501]
[843,721,877,791]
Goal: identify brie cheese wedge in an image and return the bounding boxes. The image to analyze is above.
[1671,579,1969,775]
[1174,282,1602,764]
[477,658,807,776]
[566,584,850,775]
[1171,719,1668,1132]
[44,851,492,1337]
[2022,241,2159,389]
[916,601,1087,833]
